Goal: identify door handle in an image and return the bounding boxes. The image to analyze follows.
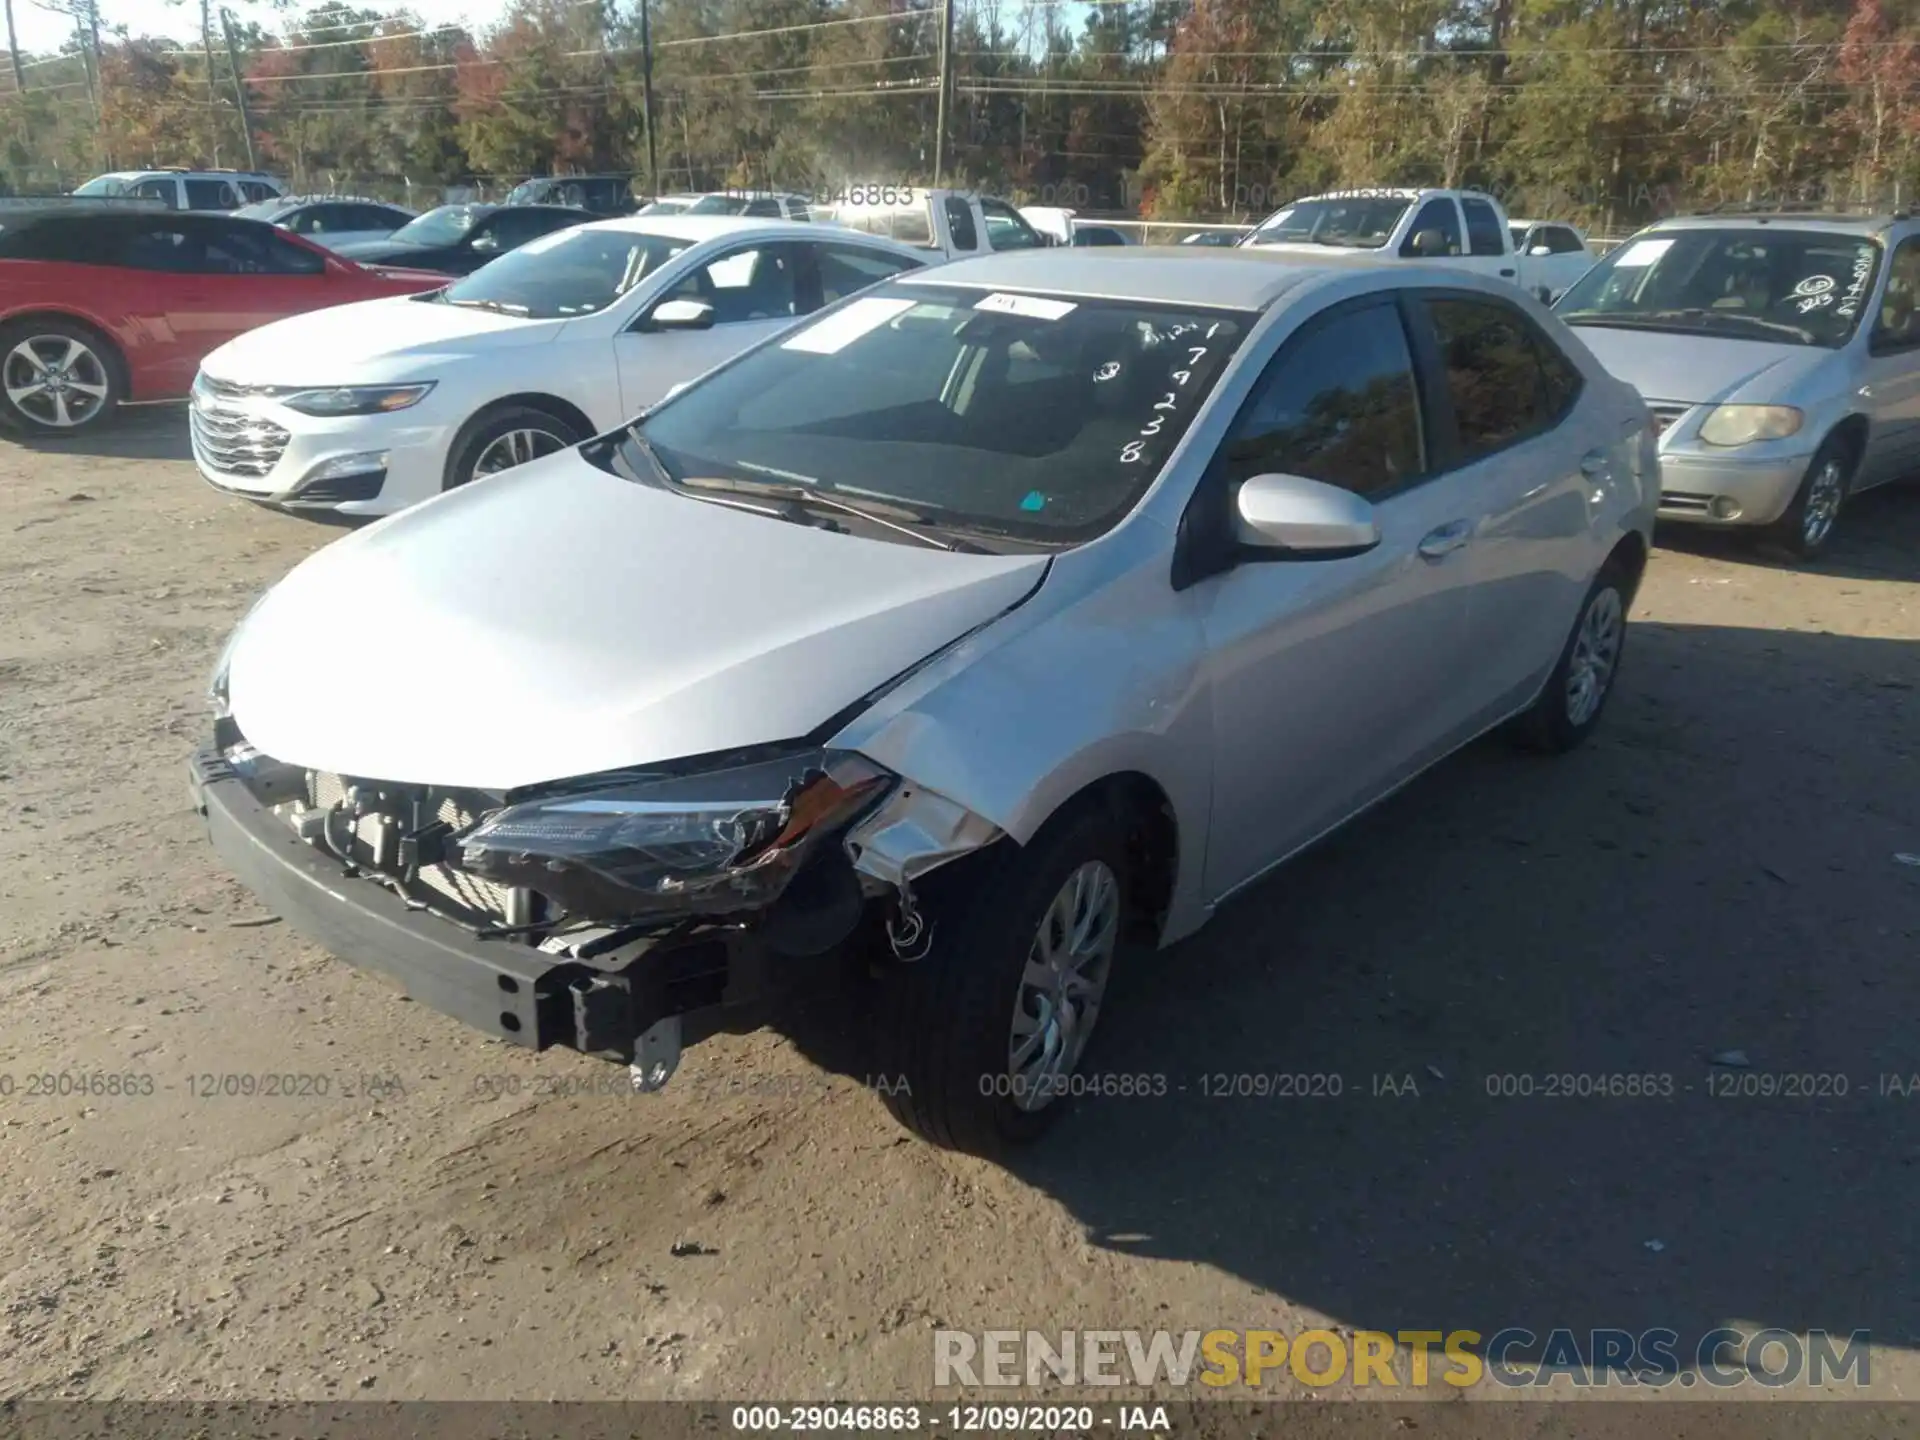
[1580,448,1608,476]
[1417,520,1472,559]
[1499,268,1516,277]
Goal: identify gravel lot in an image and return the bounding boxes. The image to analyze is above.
[2,405,1917,1410]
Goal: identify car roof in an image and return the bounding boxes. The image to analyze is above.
[893,247,1416,309]
[1646,212,1905,236]
[573,214,829,244]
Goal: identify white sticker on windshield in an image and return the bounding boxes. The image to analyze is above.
[781,296,917,354]
[974,292,1077,320]
[1613,238,1674,268]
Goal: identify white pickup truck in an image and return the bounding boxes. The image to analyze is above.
[1241,188,1596,303]
[817,187,1052,259]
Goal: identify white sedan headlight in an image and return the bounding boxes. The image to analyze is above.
[1697,404,1803,447]
[281,383,435,417]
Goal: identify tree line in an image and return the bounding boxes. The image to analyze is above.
[2,0,1918,231]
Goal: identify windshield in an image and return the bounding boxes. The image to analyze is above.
[72,176,132,197]
[1246,196,1412,249]
[439,226,691,319]
[235,199,289,221]
[1509,225,1529,250]
[504,181,548,205]
[1558,228,1881,348]
[607,283,1252,548]
[684,194,748,215]
[390,204,489,247]
[639,198,692,215]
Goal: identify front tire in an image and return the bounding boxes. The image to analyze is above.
[1764,437,1852,561]
[443,405,583,491]
[873,801,1138,1155]
[1511,559,1630,754]
[0,319,121,435]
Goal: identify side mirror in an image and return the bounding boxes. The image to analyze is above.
[1405,228,1450,258]
[1530,243,1553,257]
[648,298,716,332]
[469,231,499,254]
[1235,473,1380,555]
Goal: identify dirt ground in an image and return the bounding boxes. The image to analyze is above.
[2,406,1917,1413]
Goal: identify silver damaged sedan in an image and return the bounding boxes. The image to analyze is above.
[191,249,1658,1155]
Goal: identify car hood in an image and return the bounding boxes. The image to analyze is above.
[1565,324,1834,406]
[225,455,1049,791]
[333,237,437,262]
[200,295,560,382]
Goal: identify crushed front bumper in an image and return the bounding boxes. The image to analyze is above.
[187,746,783,1065]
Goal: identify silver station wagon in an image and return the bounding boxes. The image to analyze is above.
[1558,209,1920,558]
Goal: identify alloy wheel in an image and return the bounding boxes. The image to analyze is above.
[1007,860,1120,1112]
[1564,585,1624,728]
[470,426,568,480]
[1800,458,1845,551]
[4,336,110,429]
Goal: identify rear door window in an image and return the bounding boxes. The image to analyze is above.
[1460,198,1506,257]
[185,178,236,210]
[194,221,327,275]
[1423,295,1583,458]
[811,242,924,304]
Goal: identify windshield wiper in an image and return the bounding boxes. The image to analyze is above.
[1564,308,1817,343]
[674,472,987,553]
[444,297,529,315]
[622,426,675,486]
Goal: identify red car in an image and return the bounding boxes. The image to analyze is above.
[0,205,448,435]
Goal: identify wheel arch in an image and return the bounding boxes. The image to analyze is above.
[442,392,599,488]
[1824,412,1869,469]
[1605,529,1650,605]
[1029,771,1180,947]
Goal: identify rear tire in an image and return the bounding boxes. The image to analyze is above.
[443,404,583,490]
[1763,436,1853,561]
[0,318,122,436]
[1510,559,1631,754]
[873,799,1140,1155]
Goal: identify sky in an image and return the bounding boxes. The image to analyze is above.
[11,0,505,56]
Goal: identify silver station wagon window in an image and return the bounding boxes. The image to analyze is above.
[1558,227,1882,348]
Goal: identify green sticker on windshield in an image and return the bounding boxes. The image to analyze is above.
[1020,491,1047,512]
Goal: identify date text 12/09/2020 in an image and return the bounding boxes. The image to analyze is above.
[728,1404,1173,1432]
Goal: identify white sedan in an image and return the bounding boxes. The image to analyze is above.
[188,215,930,517]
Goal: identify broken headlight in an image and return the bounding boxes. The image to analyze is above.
[454,748,894,924]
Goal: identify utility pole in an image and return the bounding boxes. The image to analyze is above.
[638,0,657,196]
[220,8,257,172]
[932,0,955,185]
[200,0,221,164]
[5,0,26,96]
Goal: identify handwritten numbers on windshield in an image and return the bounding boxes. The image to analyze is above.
[1121,331,1214,464]
[1836,250,1875,319]
[1793,274,1836,314]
